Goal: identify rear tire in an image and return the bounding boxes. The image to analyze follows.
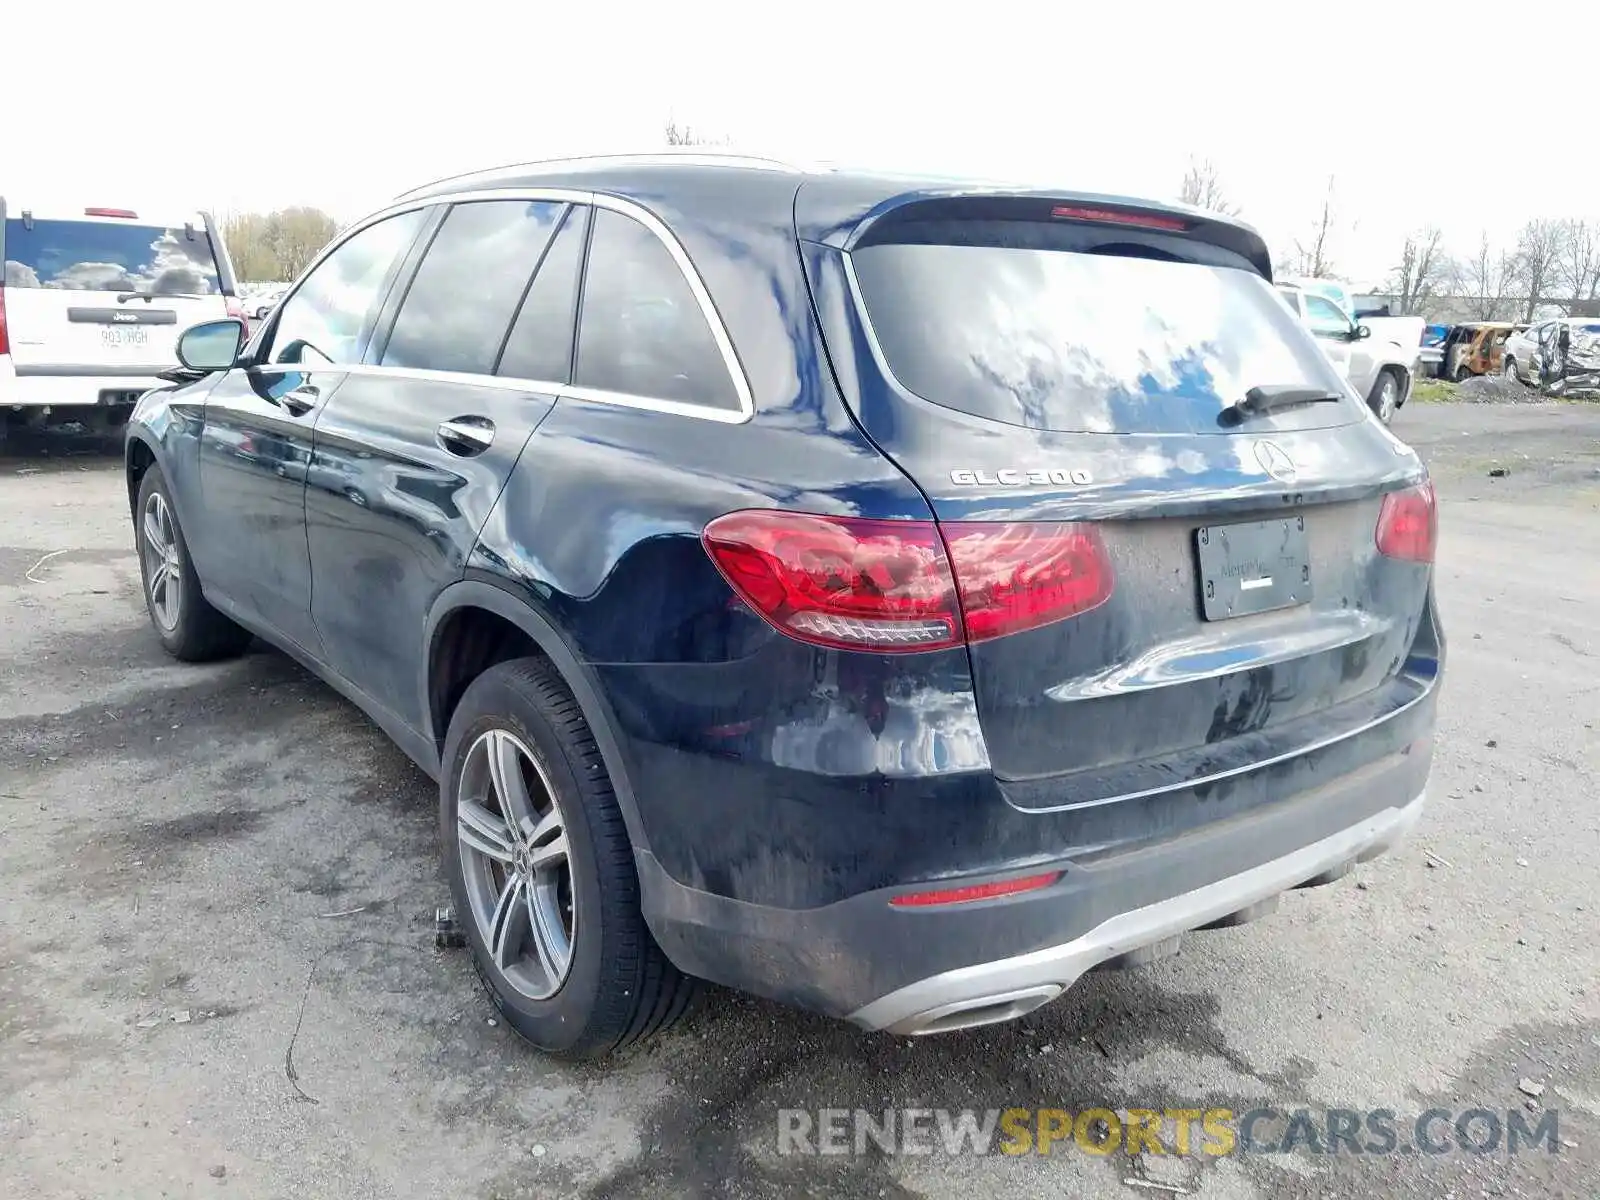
[1504,356,1522,385]
[134,466,252,662]
[1367,369,1402,424]
[440,657,697,1058]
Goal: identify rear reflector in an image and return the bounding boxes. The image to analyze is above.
[0,287,9,356]
[702,511,1114,653]
[85,207,139,219]
[1050,205,1189,232]
[1375,480,1437,563]
[889,871,1062,908]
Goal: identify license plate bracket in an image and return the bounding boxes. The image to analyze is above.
[1195,516,1311,620]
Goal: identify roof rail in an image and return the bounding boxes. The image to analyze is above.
[394,150,816,200]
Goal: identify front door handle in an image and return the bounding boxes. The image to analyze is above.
[437,416,495,455]
[282,386,319,416]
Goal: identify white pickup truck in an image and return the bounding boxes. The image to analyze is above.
[1276,278,1419,424]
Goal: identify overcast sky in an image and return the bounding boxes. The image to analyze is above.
[12,2,1598,285]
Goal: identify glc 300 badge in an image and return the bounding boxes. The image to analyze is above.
[950,468,1094,487]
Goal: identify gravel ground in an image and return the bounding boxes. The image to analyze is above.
[2,402,1597,1199]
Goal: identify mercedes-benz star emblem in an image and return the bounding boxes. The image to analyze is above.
[1254,440,1297,484]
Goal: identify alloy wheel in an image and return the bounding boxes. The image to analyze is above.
[456,728,576,1001]
[141,492,183,632]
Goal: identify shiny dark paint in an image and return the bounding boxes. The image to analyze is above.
[128,162,1442,1015]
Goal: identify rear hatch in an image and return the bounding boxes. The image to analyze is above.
[1,209,232,373]
[803,194,1436,797]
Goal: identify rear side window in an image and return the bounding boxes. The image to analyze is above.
[851,239,1354,434]
[497,206,588,383]
[4,217,221,294]
[268,209,426,367]
[381,200,568,374]
[574,208,738,410]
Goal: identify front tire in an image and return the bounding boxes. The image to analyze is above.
[1367,369,1402,424]
[440,658,696,1058]
[1504,356,1522,385]
[134,466,252,661]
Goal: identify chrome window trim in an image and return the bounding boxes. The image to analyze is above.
[254,187,753,425]
[312,363,748,423]
[395,153,810,200]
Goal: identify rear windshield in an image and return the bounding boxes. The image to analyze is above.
[3,218,221,295]
[852,241,1355,434]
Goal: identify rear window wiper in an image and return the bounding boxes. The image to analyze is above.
[117,290,203,303]
[1227,385,1343,421]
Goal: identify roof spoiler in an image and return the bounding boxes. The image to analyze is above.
[841,191,1275,280]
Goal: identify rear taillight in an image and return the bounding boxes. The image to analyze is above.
[225,297,250,336]
[1375,480,1437,563]
[85,207,139,219]
[0,287,9,356]
[942,521,1114,643]
[701,511,1115,654]
[702,512,963,652]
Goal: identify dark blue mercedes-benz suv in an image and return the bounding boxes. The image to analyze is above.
[126,154,1442,1057]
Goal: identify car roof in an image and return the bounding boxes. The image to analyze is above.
[394,153,1274,276]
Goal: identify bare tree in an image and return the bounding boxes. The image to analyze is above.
[220,207,339,283]
[269,207,340,279]
[1514,218,1565,320]
[1556,218,1600,304]
[1178,158,1238,216]
[1389,227,1452,315]
[665,117,713,147]
[1461,233,1520,321]
[1289,178,1338,278]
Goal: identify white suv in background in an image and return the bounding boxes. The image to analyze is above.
[1,200,245,430]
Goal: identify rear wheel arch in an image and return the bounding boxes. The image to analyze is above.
[423,581,650,853]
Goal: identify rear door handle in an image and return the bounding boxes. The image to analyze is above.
[282,386,319,416]
[436,416,495,455]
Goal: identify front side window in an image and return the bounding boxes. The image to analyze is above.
[381,200,568,375]
[1303,295,1351,338]
[573,208,738,410]
[4,217,221,295]
[267,209,426,367]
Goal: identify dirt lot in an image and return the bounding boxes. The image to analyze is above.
[2,402,1597,1200]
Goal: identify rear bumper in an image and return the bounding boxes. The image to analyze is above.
[850,788,1423,1034]
[638,718,1433,1029]
[1,362,164,408]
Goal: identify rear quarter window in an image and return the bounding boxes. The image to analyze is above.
[3,218,221,294]
[851,238,1356,434]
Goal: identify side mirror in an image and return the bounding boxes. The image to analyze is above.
[1352,324,1373,341]
[176,319,245,372]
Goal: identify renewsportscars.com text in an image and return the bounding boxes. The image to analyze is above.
[776,1106,1562,1158]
